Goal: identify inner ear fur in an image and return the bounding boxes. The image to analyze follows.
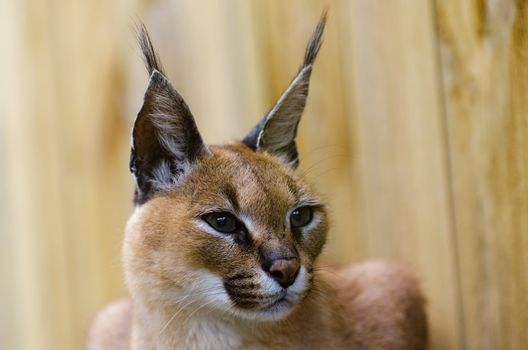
[242,12,327,168]
[130,25,209,205]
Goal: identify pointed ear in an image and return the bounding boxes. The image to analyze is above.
[242,12,327,168]
[130,24,210,205]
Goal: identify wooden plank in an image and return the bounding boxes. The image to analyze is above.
[1,0,76,348]
[60,1,134,347]
[344,1,463,349]
[0,0,136,348]
[435,1,528,348]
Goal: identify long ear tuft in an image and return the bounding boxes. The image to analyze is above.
[242,11,327,167]
[303,9,326,67]
[130,24,209,205]
[135,21,166,76]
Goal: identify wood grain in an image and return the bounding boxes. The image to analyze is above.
[344,1,462,349]
[0,0,133,349]
[435,0,528,348]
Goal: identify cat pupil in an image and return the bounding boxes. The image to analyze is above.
[291,207,313,228]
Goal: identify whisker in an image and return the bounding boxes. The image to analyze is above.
[158,295,194,336]
[157,289,231,338]
[299,155,348,180]
[183,298,221,324]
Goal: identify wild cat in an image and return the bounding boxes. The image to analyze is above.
[87,13,427,350]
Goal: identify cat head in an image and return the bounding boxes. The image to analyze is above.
[124,14,328,321]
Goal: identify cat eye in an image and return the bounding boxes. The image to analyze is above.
[290,206,314,228]
[203,212,240,234]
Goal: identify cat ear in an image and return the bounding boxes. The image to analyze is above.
[242,12,326,168]
[130,24,210,205]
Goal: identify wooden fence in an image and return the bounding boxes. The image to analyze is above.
[1,0,526,349]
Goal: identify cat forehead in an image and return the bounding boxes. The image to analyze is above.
[185,143,314,206]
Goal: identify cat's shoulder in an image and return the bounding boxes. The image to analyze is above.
[324,260,428,349]
[86,298,132,350]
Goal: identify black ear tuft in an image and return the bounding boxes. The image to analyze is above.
[135,21,165,76]
[303,9,326,68]
[130,25,209,205]
[242,11,327,167]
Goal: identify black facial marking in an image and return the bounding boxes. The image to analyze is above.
[223,184,240,212]
[230,298,261,309]
[292,226,302,240]
[223,279,267,310]
[234,228,253,248]
[223,281,258,290]
[285,175,300,200]
[225,272,255,282]
[226,289,261,299]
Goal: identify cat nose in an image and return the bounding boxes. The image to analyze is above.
[265,258,300,288]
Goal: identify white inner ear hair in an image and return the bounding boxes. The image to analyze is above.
[149,159,194,192]
[150,92,188,161]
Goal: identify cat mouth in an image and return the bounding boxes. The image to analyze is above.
[223,287,306,320]
[261,291,289,309]
[257,289,309,315]
[262,294,291,310]
[226,288,295,311]
[254,291,303,319]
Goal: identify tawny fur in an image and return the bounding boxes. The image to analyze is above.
[87,145,427,350]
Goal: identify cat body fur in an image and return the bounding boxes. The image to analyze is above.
[87,13,427,350]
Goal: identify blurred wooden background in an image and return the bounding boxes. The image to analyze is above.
[1,0,527,349]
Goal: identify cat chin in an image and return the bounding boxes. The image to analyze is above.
[227,297,298,322]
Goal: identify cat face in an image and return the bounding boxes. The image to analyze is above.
[124,16,327,321]
[124,144,328,320]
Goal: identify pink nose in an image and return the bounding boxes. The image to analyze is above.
[267,258,300,288]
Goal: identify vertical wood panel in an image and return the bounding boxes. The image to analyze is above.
[1,0,138,348]
[435,0,528,348]
[345,1,463,349]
